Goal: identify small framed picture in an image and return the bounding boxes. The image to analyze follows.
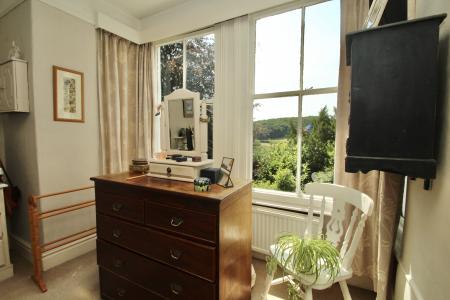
[53,66,84,122]
[183,99,194,118]
[363,0,388,28]
[217,157,234,188]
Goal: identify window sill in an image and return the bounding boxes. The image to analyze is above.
[252,188,332,216]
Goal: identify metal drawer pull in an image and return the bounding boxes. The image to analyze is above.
[170,249,182,261]
[116,288,126,297]
[113,259,123,268]
[170,283,183,295]
[170,216,184,227]
[167,167,172,177]
[112,229,121,239]
[112,202,124,212]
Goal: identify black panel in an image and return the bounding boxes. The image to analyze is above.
[345,14,447,179]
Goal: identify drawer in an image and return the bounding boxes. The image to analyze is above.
[96,188,145,224]
[149,162,196,181]
[98,240,216,300]
[97,214,216,282]
[146,202,217,243]
[99,267,162,300]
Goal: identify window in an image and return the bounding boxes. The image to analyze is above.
[156,31,215,157]
[252,0,340,195]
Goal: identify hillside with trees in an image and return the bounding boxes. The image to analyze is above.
[253,107,336,192]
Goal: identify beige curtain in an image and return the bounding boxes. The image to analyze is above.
[335,1,404,300]
[97,29,152,173]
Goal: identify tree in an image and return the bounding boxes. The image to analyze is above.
[160,43,183,99]
[252,106,336,192]
[160,37,215,101]
[300,106,336,188]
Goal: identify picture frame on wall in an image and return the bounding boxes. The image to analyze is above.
[363,0,389,28]
[53,66,84,122]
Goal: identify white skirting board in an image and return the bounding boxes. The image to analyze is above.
[0,264,13,282]
[9,233,96,271]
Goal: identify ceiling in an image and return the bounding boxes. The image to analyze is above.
[104,0,190,19]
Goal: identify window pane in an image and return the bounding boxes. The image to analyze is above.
[160,42,183,100]
[253,97,298,192]
[300,93,337,189]
[303,0,340,89]
[186,34,215,100]
[255,9,301,94]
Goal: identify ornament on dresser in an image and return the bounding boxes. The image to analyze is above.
[217,157,234,188]
[129,158,149,174]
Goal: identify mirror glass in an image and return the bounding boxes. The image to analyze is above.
[168,98,195,151]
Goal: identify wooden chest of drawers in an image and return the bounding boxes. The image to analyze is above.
[91,173,252,300]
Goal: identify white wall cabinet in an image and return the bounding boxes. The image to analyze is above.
[0,59,29,112]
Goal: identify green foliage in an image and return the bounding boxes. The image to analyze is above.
[275,169,296,192]
[186,35,215,100]
[160,36,215,100]
[253,140,297,191]
[267,234,341,299]
[253,106,336,191]
[253,116,315,141]
[300,107,336,188]
[160,43,183,99]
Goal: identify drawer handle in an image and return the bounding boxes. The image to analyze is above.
[112,229,121,239]
[170,283,183,295]
[116,288,126,297]
[170,248,182,261]
[113,259,123,268]
[170,216,184,227]
[167,167,172,177]
[112,202,124,212]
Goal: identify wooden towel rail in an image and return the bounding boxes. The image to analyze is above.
[28,186,95,292]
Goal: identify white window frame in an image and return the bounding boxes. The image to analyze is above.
[249,0,339,209]
[152,28,216,154]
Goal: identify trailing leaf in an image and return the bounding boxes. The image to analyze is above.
[266,234,341,299]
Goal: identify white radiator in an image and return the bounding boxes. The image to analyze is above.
[252,205,318,255]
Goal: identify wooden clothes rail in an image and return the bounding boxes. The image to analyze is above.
[28,186,95,292]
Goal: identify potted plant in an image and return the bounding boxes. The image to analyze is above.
[267,234,341,299]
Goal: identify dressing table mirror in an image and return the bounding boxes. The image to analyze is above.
[149,89,213,182]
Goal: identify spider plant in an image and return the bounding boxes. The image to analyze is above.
[267,234,341,299]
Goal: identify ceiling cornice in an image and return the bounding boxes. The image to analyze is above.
[1,0,299,44]
[0,0,25,18]
[36,0,142,43]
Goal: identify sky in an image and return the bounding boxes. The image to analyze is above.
[253,0,340,121]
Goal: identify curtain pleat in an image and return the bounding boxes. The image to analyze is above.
[97,29,152,174]
[335,1,403,299]
[214,16,252,180]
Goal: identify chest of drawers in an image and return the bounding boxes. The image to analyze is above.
[91,173,252,300]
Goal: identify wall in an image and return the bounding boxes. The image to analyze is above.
[31,0,99,244]
[394,1,450,299]
[0,0,100,265]
[0,0,39,242]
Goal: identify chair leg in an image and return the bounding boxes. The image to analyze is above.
[260,264,276,300]
[304,286,313,300]
[339,280,352,300]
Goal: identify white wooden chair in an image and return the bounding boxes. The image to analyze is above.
[261,182,374,300]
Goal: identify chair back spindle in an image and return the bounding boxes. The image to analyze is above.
[305,183,373,271]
